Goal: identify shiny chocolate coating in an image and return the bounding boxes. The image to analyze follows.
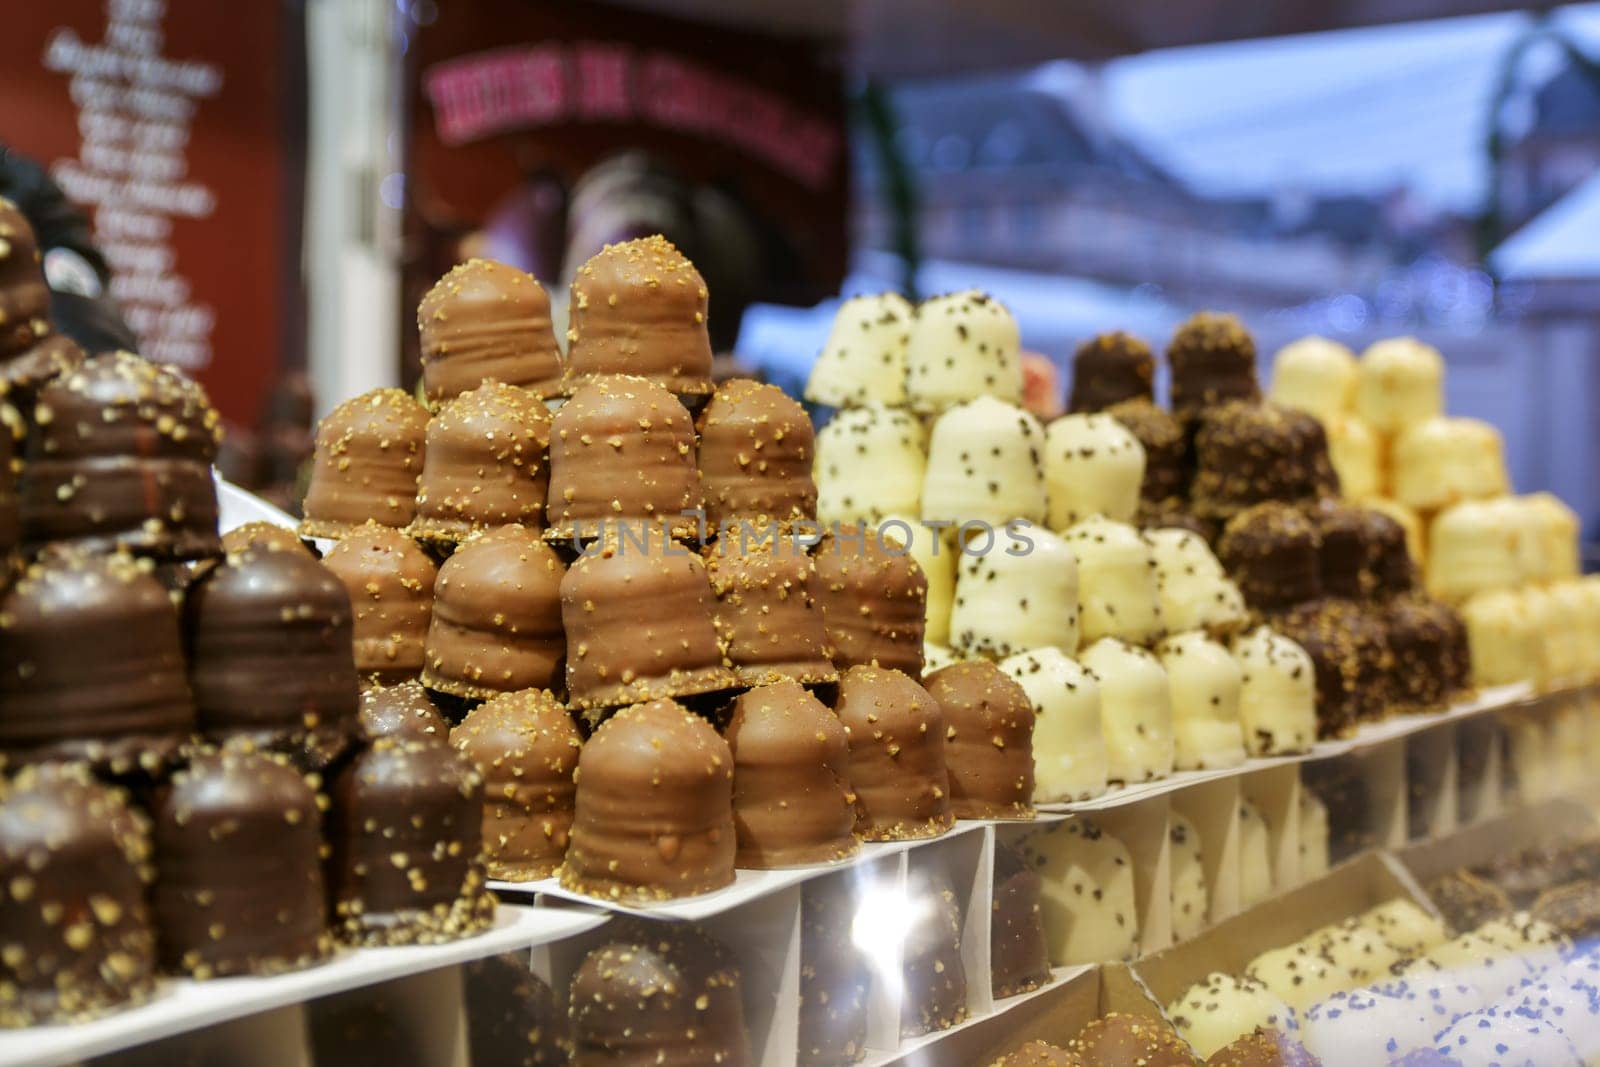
[834,666,953,841]
[545,375,703,541]
[564,235,715,397]
[0,552,194,772]
[0,333,84,409]
[20,352,221,560]
[990,843,1051,998]
[0,401,21,561]
[991,1041,1083,1066]
[0,763,156,1026]
[300,388,428,539]
[410,381,553,541]
[1367,509,1418,598]
[1384,595,1466,711]
[1192,402,1321,521]
[1107,397,1187,503]
[325,737,494,945]
[1070,1013,1197,1067]
[464,954,570,1066]
[0,199,52,357]
[900,865,967,1038]
[418,258,564,404]
[1308,499,1378,600]
[450,688,580,881]
[800,874,871,1066]
[1167,311,1261,418]
[560,528,735,711]
[219,521,311,557]
[1218,502,1322,612]
[568,921,750,1066]
[1274,601,1388,739]
[705,535,837,687]
[1069,331,1155,413]
[150,749,329,977]
[1205,1028,1320,1067]
[924,661,1035,820]
[422,525,565,700]
[561,699,735,901]
[358,680,449,743]
[323,522,437,684]
[696,378,818,529]
[813,525,927,678]
[725,680,858,869]
[184,548,360,761]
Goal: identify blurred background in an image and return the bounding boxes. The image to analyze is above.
[0,0,1597,522]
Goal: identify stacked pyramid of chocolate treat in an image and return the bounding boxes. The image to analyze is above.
[1270,335,1600,698]
[0,201,495,1033]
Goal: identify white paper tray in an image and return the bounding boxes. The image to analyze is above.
[0,904,607,1067]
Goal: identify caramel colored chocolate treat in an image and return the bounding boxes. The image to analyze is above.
[1276,600,1389,736]
[358,680,449,742]
[814,524,928,677]
[1218,502,1322,612]
[991,843,1051,998]
[325,737,494,945]
[185,548,359,760]
[1071,1013,1198,1067]
[1107,398,1187,503]
[0,402,22,560]
[0,552,194,772]
[323,522,437,684]
[1069,331,1155,413]
[1205,1028,1321,1067]
[569,922,750,1066]
[464,954,570,1066]
[418,258,564,404]
[0,333,85,409]
[901,865,968,1037]
[726,680,857,868]
[423,525,565,700]
[561,699,735,901]
[992,1042,1083,1067]
[800,874,872,1067]
[924,661,1035,819]
[219,521,310,556]
[409,382,553,541]
[301,388,428,539]
[0,764,155,1027]
[1191,402,1322,521]
[545,375,703,540]
[697,378,817,529]
[1168,312,1260,418]
[835,666,953,841]
[449,688,580,881]
[564,236,715,397]
[1429,871,1512,932]
[151,749,329,978]
[1308,499,1379,599]
[0,199,52,357]
[20,351,221,559]
[705,536,836,687]
[1385,595,1466,710]
[561,527,734,710]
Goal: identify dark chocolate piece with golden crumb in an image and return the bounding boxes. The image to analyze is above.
[464,953,570,1066]
[1069,331,1155,414]
[990,842,1051,999]
[1217,502,1322,612]
[300,388,428,540]
[900,865,968,1038]
[1204,1027,1321,1066]
[1167,312,1260,418]
[1106,397,1187,503]
[800,873,872,1066]
[0,198,53,358]
[418,258,564,404]
[989,1041,1084,1066]
[1070,1012,1199,1066]
[358,680,449,743]
[219,521,312,557]
[1191,402,1322,522]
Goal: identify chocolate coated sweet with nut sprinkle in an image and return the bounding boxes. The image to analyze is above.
[1107,397,1188,503]
[0,551,194,773]
[300,388,428,540]
[0,401,21,562]
[1069,331,1156,413]
[219,521,311,557]
[1218,502,1323,613]
[1274,600,1389,737]
[0,763,156,1027]
[1,334,85,411]
[185,547,360,767]
[20,351,222,560]
[422,524,566,701]
[409,381,553,542]
[1383,594,1467,711]
[990,842,1051,999]
[1308,499,1381,600]
[418,258,564,404]
[900,865,968,1038]
[704,534,837,687]
[696,377,817,530]
[560,525,735,711]
[0,199,53,358]
[563,235,715,398]
[323,522,437,685]
[464,954,570,1066]
[1072,1013,1198,1066]
[150,748,330,978]
[568,920,751,1066]
[1167,311,1261,418]
[834,665,954,842]
[814,524,928,677]
[358,680,449,743]
[560,698,736,902]
[1191,402,1323,522]
[325,737,494,946]
[450,688,580,882]
[924,660,1036,820]
[725,680,858,869]
[800,874,872,1066]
